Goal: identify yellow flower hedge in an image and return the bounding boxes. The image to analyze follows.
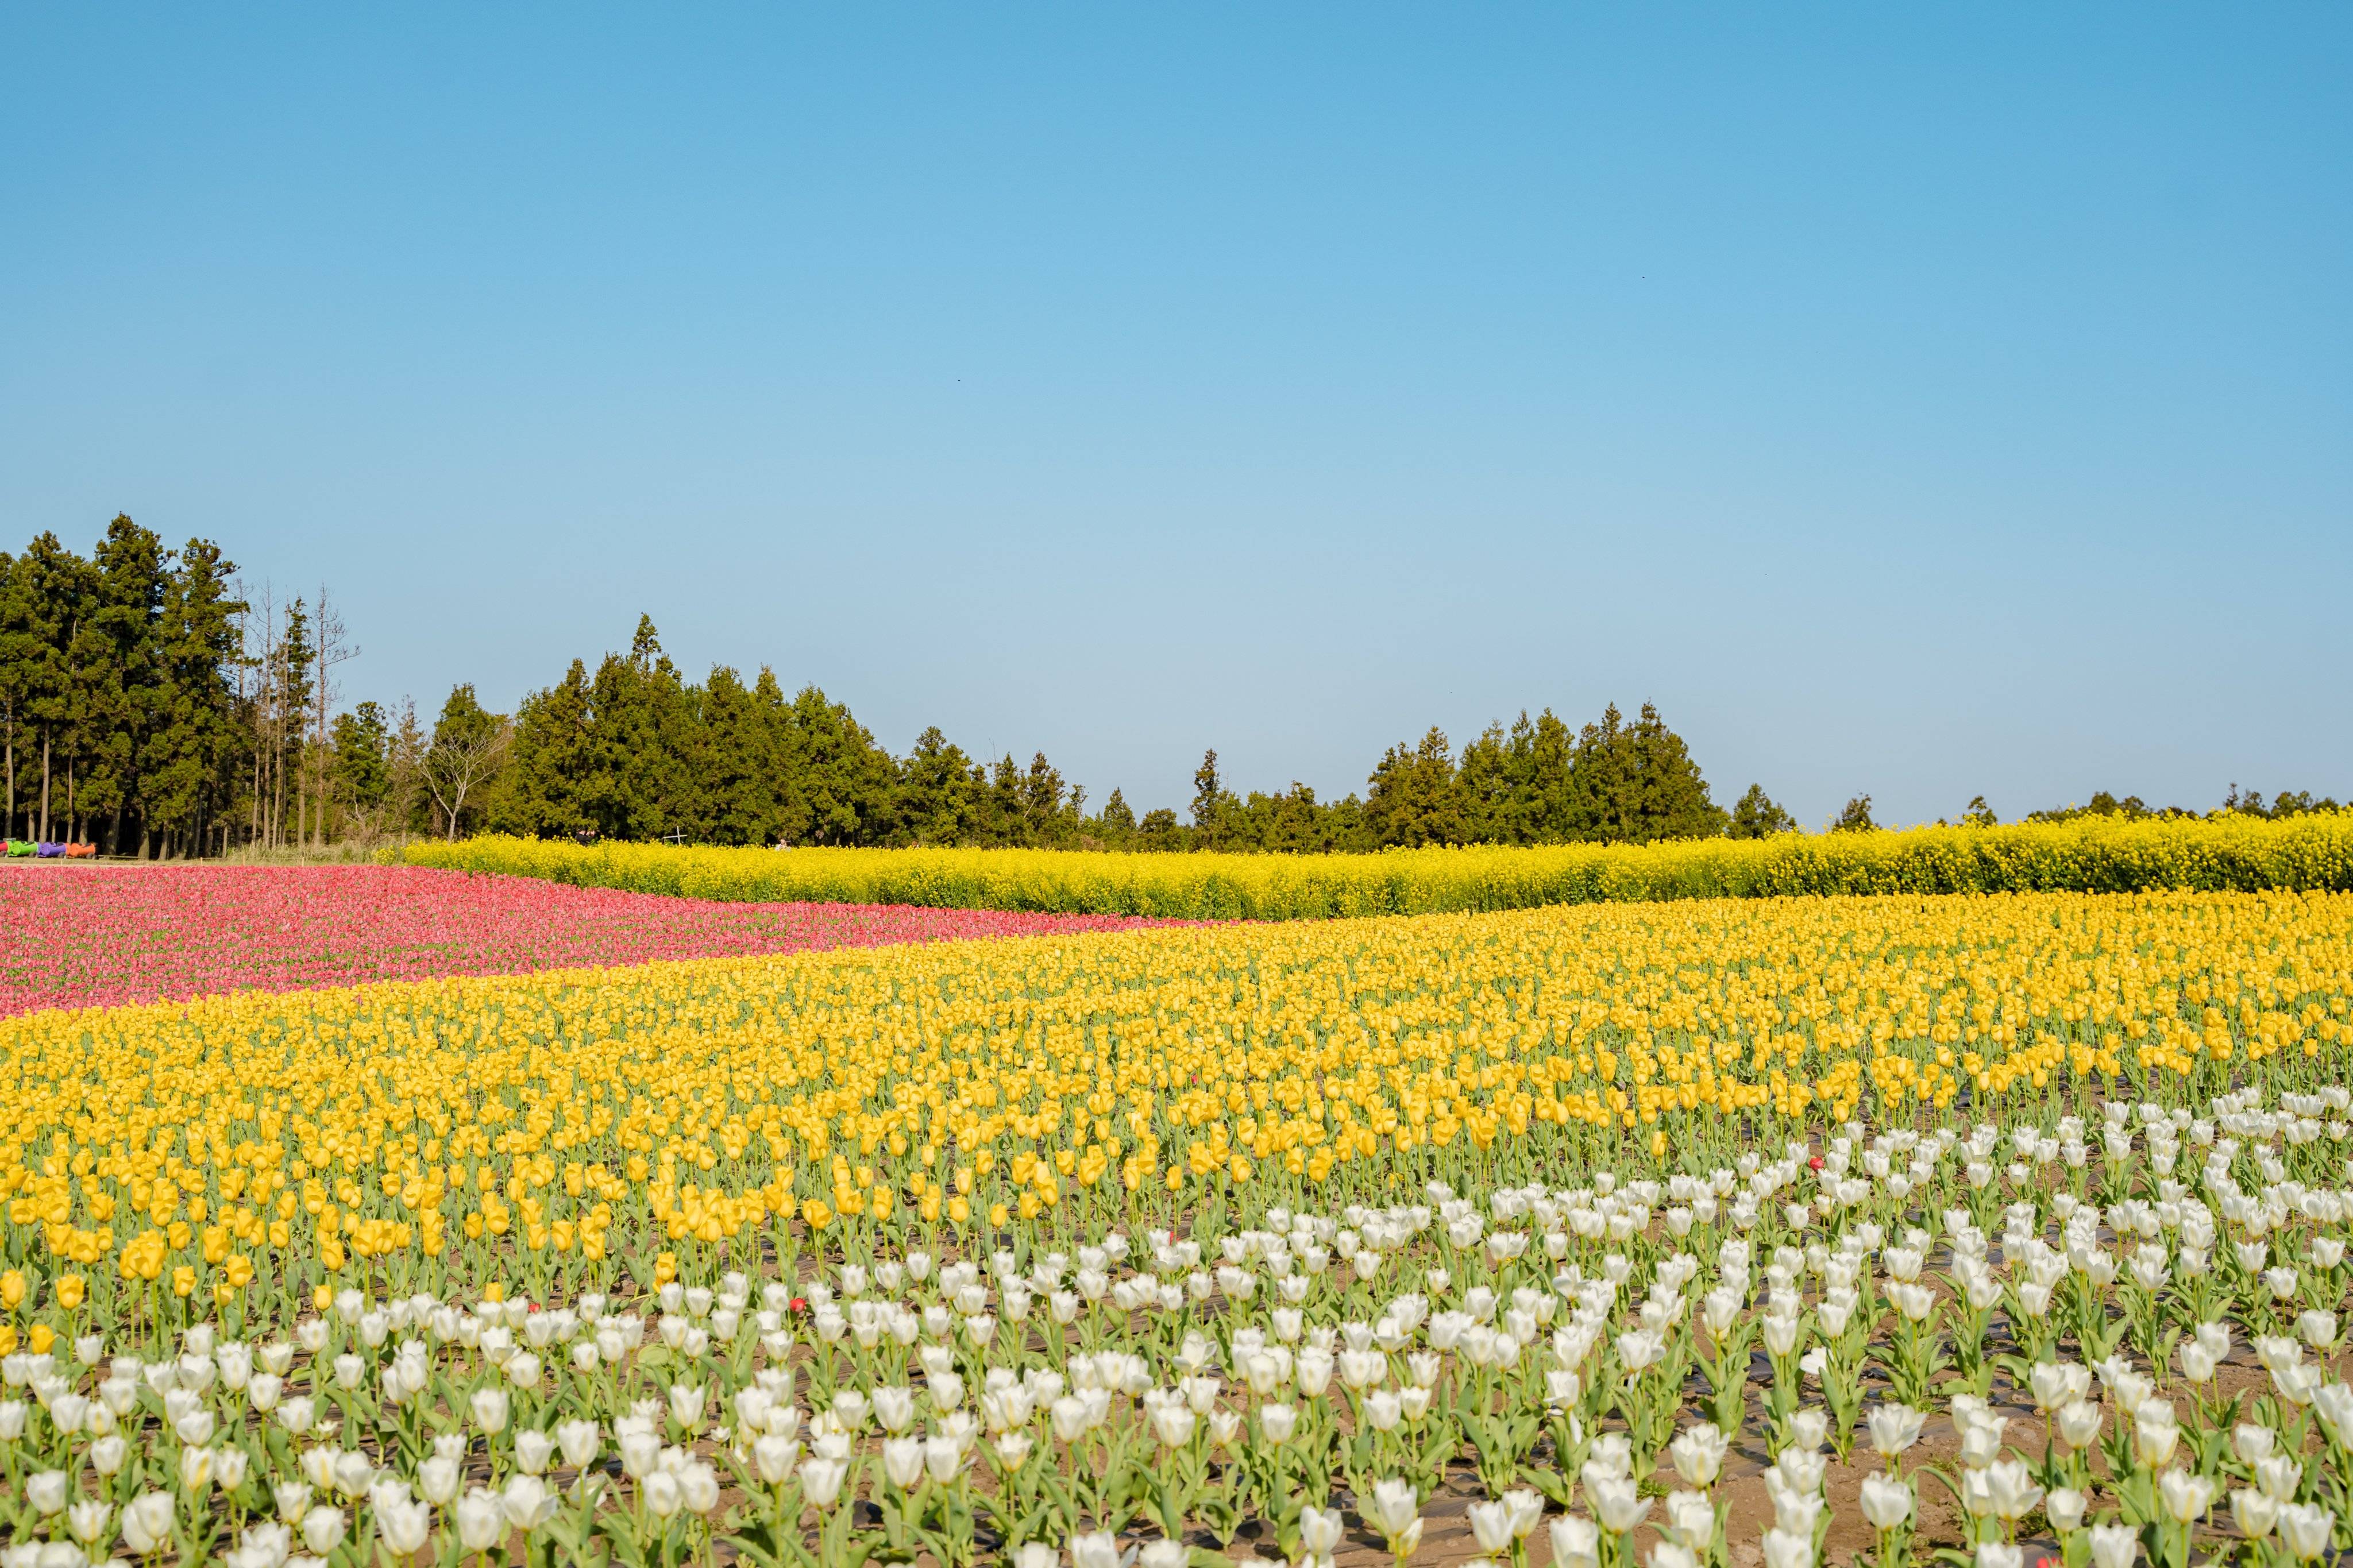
[397,814,2353,920]
[3,889,2348,1322]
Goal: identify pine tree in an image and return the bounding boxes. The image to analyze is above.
[331,702,393,818]
[782,686,895,846]
[1624,702,1728,841]
[1729,783,1796,838]
[16,534,88,840]
[491,662,597,839]
[0,549,28,838]
[85,517,169,850]
[695,665,782,845]
[1190,749,1240,847]
[145,539,244,856]
[1363,727,1466,847]
[1455,721,1520,844]
[1097,787,1137,843]
[898,727,981,845]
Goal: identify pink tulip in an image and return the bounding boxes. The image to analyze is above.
[0,865,1185,1017]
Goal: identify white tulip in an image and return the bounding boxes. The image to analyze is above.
[1859,1474,1912,1531]
[515,1427,556,1476]
[1760,1526,1812,1568]
[121,1492,175,1555]
[456,1487,506,1548]
[302,1505,348,1555]
[550,1417,598,1470]
[470,1385,510,1434]
[1549,1515,1598,1568]
[379,1496,432,1555]
[799,1458,847,1509]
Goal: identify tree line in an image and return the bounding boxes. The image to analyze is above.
[436,614,1795,852]
[6,519,2339,856]
[1,519,246,856]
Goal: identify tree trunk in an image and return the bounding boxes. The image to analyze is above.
[40,729,51,840]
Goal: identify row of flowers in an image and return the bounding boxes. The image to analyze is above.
[2,1084,2352,1566]
[0,864,1176,1017]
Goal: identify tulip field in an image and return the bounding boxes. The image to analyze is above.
[4,878,2353,1568]
[0,866,1171,1016]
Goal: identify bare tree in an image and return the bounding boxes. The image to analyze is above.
[421,699,510,841]
[388,696,426,833]
[310,584,358,847]
[237,579,274,849]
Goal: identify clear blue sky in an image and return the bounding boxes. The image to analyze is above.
[5,6,2347,827]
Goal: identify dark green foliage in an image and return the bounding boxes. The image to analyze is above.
[491,638,1758,852]
[18,524,2335,859]
[331,701,393,811]
[1355,704,1730,848]
[1364,728,1468,847]
[2025,789,2197,824]
[1190,750,1239,845]
[898,727,983,845]
[1730,783,1797,838]
[1098,787,1136,837]
[2255,789,2347,818]
[1,521,244,853]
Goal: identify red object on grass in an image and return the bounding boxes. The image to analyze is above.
[0,864,1187,1017]
[1808,1154,1826,1171]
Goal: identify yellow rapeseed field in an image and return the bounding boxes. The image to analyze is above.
[397,814,2353,918]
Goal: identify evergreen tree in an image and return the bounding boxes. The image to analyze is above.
[1455,721,1521,844]
[898,726,982,845]
[490,661,597,839]
[695,666,784,845]
[1190,749,1240,847]
[144,539,244,855]
[0,550,30,837]
[1623,702,1728,841]
[1363,727,1466,847]
[1096,787,1137,843]
[84,516,168,850]
[782,685,896,846]
[1021,751,1077,844]
[1517,709,1579,841]
[1729,783,1796,838]
[16,533,84,839]
[331,701,393,814]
